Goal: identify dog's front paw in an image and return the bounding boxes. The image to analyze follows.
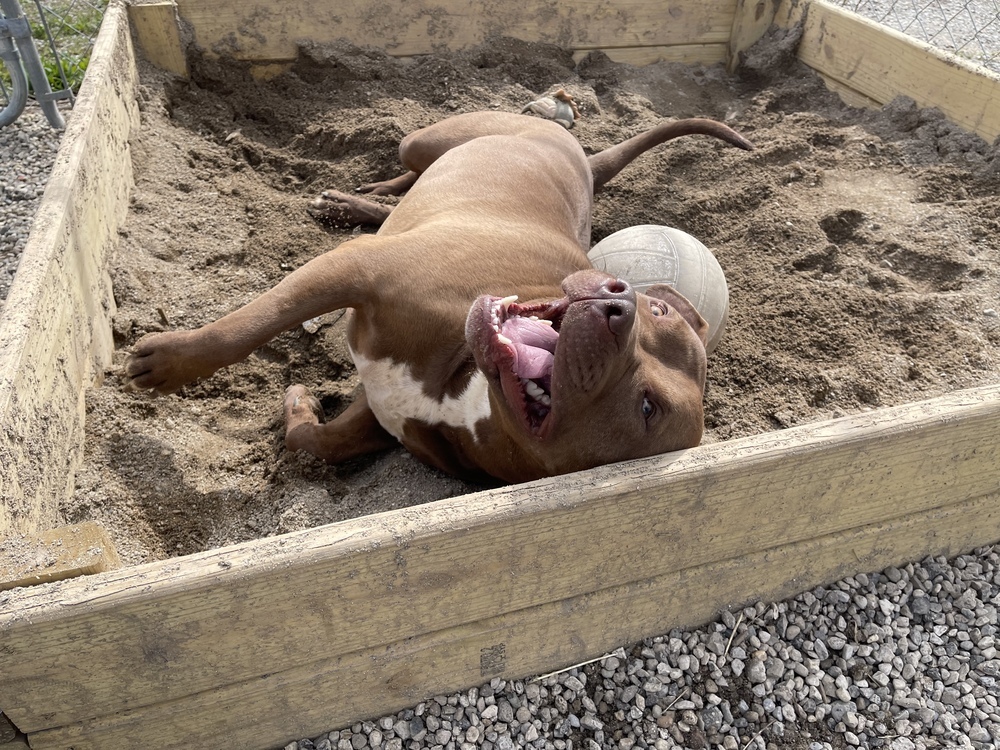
[125,330,221,394]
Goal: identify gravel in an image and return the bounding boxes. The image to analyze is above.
[285,548,1000,750]
[0,102,65,309]
[0,103,63,305]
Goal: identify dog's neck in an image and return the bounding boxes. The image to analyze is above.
[349,345,545,482]
[350,348,488,440]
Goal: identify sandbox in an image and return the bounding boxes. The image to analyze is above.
[1,1,999,748]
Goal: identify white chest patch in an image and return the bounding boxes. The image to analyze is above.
[350,349,492,442]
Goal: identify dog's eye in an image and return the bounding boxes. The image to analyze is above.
[642,396,656,421]
[650,301,667,317]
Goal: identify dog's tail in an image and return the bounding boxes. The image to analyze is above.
[588,118,754,191]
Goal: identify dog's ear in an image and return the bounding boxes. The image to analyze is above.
[644,284,709,345]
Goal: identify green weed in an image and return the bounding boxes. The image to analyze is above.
[1,0,106,99]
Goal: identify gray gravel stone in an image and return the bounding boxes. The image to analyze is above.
[0,103,63,304]
[294,545,1000,750]
[747,659,767,684]
[701,705,724,732]
[480,704,498,722]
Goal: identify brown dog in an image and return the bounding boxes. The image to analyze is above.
[125,109,752,482]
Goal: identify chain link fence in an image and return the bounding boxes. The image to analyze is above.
[1,0,106,126]
[831,0,1000,72]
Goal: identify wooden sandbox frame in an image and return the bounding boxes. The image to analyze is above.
[1,1,999,747]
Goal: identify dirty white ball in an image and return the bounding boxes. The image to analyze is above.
[588,225,729,354]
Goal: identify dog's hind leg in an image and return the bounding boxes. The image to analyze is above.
[313,110,574,220]
[284,385,396,463]
[358,170,420,196]
[309,189,395,226]
[357,111,570,193]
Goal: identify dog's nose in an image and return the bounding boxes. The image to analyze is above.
[594,278,635,337]
[562,270,637,337]
[598,276,634,300]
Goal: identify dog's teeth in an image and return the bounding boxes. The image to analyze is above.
[521,380,552,407]
[497,333,513,346]
[524,380,544,398]
[500,295,518,312]
[537,319,553,326]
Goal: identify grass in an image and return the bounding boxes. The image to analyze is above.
[1,0,107,102]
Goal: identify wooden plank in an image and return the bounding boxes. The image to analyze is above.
[27,486,1000,750]
[726,0,778,72]
[572,43,728,66]
[128,1,188,78]
[249,62,294,81]
[817,70,883,111]
[2,383,999,737]
[0,522,122,592]
[0,711,26,750]
[174,0,739,61]
[0,712,17,743]
[777,0,1000,142]
[0,2,139,537]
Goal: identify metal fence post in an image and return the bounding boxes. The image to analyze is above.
[0,16,29,126]
[0,0,63,128]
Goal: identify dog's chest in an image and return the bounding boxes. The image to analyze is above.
[350,348,491,441]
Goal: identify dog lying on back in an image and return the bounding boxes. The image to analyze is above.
[126,108,752,482]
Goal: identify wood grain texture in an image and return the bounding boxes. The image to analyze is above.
[26,486,1000,750]
[0,712,17,743]
[128,1,188,78]
[778,0,1000,141]
[0,522,122,591]
[0,2,138,536]
[573,43,728,66]
[174,0,739,61]
[727,0,778,71]
[814,71,883,110]
[3,383,999,744]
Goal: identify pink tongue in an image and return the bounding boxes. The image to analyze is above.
[501,317,558,380]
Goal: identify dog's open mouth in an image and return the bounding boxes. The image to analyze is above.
[486,295,568,435]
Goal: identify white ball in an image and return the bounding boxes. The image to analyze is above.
[588,225,729,353]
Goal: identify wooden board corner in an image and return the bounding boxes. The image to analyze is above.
[0,521,122,592]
